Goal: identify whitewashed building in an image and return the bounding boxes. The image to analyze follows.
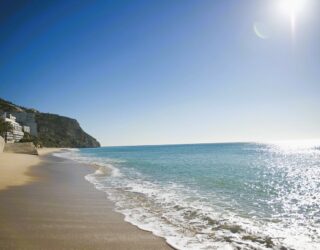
[23,125,31,134]
[1,113,27,143]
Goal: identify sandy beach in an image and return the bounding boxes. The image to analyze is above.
[0,153,40,191]
[0,148,61,191]
[0,151,171,250]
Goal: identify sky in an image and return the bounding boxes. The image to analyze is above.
[0,0,319,146]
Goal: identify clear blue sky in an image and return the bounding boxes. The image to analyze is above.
[1,0,319,146]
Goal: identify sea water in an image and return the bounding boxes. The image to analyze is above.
[55,141,320,250]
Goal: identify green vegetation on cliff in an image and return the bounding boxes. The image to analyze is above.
[0,98,36,113]
[0,119,13,139]
[0,98,100,148]
[35,113,100,148]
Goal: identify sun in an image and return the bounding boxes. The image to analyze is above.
[278,0,305,15]
[277,0,307,34]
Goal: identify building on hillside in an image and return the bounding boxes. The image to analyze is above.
[0,112,25,143]
[23,125,31,133]
[11,112,38,136]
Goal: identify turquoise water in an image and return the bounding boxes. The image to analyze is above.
[56,141,320,249]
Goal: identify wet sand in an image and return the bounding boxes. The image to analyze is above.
[0,153,171,250]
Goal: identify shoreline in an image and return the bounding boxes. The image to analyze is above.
[0,151,172,249]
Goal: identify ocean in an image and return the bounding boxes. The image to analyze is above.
[55,141,320,250]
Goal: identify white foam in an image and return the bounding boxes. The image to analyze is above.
[90,173,320,249]
[53,149,122,177]
[60,149,320,250]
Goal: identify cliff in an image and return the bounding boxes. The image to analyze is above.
[0,98,100,148]
[35,113,100,148]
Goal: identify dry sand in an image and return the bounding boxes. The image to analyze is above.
[0,148,61,190]
[0,151,172,250]
[0,153,40,190]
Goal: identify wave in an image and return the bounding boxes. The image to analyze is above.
[53,149,122,177]
[55,149,320,250]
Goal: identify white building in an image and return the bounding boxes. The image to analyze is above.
[1,113,25,143]
[23,125,31,134]
[12,112,38,136]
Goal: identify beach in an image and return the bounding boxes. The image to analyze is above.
[0,153,40,191]
[0,148,61,191]
[0,150,171,250]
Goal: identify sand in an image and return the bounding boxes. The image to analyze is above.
[0,152,172,249]
[0,148,61,191]
[0,153,40,190]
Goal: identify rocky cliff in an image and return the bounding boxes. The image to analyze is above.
[0,98,100,148]
[35,113,100,148]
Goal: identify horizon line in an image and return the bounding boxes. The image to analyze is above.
[99,138,320,148]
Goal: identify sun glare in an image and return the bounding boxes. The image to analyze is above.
[278,0,306,34]
[278,0,305,15]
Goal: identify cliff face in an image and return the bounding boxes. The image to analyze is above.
[35,113,100,148]
[0,98,100,148]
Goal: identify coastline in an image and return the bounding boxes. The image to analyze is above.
[0,151,172,249]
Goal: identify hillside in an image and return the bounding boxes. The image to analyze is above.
[0,98,37,113]
[0,98,100,148]
[35,113,100,148]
